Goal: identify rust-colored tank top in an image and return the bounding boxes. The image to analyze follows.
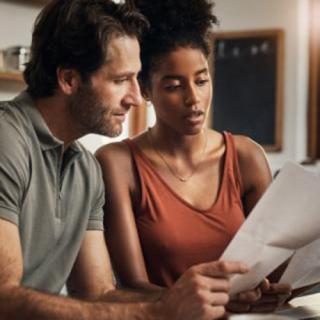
[124,132,245,287]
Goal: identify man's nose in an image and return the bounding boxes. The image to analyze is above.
[124,78,143,108]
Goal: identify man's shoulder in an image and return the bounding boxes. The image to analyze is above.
[0,98,31,136]
[0,100,30,155]
[74,141,104,179]
[0,99,18,123]
[75,141,98,163]
[0,101,31,199]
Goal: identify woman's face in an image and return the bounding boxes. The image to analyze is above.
[147,47,212,135]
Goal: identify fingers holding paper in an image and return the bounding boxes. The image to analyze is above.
[226,278,292,314]
[257,281,292,311]
[227,286,262,313]
[160,260,249,320]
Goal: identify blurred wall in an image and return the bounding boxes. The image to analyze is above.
[0,0,312,170]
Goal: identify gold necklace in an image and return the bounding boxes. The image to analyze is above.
[148,128,208,183]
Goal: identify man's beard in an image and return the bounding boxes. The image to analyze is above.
[68,84,122,137]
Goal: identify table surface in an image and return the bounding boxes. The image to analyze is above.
[276,293,320,319]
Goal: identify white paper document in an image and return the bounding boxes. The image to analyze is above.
[220,161,320,295]
[280,238,320,289]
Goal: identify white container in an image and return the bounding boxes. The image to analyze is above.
[2,46,30,71]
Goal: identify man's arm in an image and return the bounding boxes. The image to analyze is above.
[0,218,250,320]
[67,230,115,299]
[67,229,163,302]
[0,218,157,320]
[67,223,251,319]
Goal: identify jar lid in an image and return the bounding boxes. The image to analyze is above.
[4,46,30,55]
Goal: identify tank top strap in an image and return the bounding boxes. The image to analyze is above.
[123,138,148,164]
[223,131,244,195]
[123,138,135,151]
[122,138,148,209]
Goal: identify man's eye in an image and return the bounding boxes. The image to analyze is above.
[114,78,128,84]
[196,79,209,86]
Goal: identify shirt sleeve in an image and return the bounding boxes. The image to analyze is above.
[87,158,105,231]
[0,109,29,225]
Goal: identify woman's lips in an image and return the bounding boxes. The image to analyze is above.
[184,111,204,124]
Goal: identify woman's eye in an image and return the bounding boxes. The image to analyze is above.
[164,84,181,92]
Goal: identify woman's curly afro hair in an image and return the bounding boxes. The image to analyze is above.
[126,0,218,86]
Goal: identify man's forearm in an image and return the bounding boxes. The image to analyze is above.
[0,285,160,320]
[100,288,165,303]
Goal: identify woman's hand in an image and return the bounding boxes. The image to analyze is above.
[252,279,292,312]
[226,279,292,313]
[226,286,262,313]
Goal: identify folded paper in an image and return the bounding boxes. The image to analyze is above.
[220,162,320,295]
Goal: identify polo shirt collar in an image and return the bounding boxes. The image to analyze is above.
[13,91,82,154]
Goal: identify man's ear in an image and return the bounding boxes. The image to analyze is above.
[56,68,81,95]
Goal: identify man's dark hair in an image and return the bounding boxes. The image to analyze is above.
[127,0,217,88]
[24,0,149,98]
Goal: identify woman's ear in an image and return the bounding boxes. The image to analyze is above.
[56,67,81,95]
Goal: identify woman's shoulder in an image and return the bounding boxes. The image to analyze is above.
[231,134,266,164]
[95,139,135,181]
[95,141,136,190]
[95,140,130,163]
[131,130,149,150]
[231,134,271,191]
[206,129,266,166]
[95,131,150,176]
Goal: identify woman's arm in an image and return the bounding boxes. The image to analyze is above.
[95,142,162,292]
[234,135,272,215]
[227,136,291,313]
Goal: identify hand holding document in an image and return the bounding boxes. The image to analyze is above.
[220,162,320,295]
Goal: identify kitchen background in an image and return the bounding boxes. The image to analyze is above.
[0,0,316,173]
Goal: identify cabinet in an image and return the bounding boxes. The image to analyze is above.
[0,71,24,83]
[0,1,45,88]
[307,0,320,160]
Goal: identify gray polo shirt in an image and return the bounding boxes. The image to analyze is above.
[0,92,104,294]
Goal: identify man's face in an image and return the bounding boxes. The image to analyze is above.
[68,35,142,137]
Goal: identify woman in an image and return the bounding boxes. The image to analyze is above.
[96,0,291,312]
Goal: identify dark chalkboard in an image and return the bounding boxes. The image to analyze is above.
[211,29,284,151]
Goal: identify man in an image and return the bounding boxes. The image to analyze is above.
[0,1,248,319]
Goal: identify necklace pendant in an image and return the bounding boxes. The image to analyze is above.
[177,175,191,182]
[148,128,208,183]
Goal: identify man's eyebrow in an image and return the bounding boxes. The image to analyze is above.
[108,71,138,78]
[114,72,136,77]
[195,68,209,76]
[162,68,209,81]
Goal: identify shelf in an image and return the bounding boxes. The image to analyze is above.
[1,0,49,6]
[0,71,24,83]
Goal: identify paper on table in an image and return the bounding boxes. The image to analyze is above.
[280,238,320,289]
[220,161,320,296]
